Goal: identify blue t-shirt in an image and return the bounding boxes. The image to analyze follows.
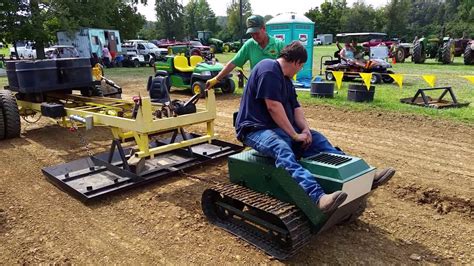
[235,59,300,141]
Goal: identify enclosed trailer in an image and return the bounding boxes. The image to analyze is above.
[57,28,122,59]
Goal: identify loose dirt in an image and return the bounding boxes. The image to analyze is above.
[1,80,472,264]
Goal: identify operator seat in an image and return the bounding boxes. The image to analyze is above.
[190,55,204,67]
[174,55,194,72]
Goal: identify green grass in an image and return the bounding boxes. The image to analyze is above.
[1,45,472,123]
[215,45,474,124]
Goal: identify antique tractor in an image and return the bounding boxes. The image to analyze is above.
[412,37,455,64]
[463,40,474,65]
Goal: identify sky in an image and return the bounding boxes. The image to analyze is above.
[137,0,389,22]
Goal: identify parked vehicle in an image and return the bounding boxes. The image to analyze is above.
[197,31,224,53]
[9,41,54,59]
[223,39,247,53]
[167,41,213,61]
[336,33,412,63]
[122,40,167,66]
[45,45,80,59]
[313,38,322,45]
[412,36,455,64]
[57,28,122,60]
[154,54,235,97]
[464,40,474,65]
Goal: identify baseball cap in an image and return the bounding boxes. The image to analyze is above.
[246,15,265,34]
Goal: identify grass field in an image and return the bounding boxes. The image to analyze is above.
[1,45,473,123]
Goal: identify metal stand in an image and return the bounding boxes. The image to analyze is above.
[400,87,470,109]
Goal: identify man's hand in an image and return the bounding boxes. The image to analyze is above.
[292,132,311,149]
[206,77,219,90]
[301,128,312,149]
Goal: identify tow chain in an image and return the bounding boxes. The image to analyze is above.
[179,170,222,185]
[69,120,94,157]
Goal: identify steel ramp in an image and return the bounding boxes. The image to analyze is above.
[42,133,243,202]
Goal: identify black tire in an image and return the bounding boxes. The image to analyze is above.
[464,45,473,65]
[0,90,20,139]
[413,41,426,64]
[0,105,5,140]
[149,55,156,67]
[133,59,140,67]
[147,76,152,91]
[210,44,217,54]
[221,79,235,94]
[191,80,206,98]
[382,70,395,83]
[370,73,382,84]
[325,71,335,81]
[441,39,455,64]
[394,47,405,63]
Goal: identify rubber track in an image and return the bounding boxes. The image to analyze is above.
[202,183,313,260]
[0,90,20,139]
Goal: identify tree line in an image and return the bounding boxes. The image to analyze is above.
[1,0,472,55]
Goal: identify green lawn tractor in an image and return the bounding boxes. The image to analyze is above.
[202,149,380,259]
[412,37,455,64]
[153,55,235,97]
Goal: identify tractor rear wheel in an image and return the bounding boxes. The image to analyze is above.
[441,39,455,64]
[394,47,405,63]
[0,90,21,139]
[191,80,206,98]
[464,45,473,65]
[413,41,426,64]
[223,44,230,53]
[221,79,235,94]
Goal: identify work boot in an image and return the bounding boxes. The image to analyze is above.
[372,167,396,189]
[317,191,348,214]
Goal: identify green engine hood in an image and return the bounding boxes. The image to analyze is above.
[194,62,224,73]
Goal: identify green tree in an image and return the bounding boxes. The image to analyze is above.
[383,0,411,39]
[224,0,252,40]
[155,0,185,40]
[184,0,219,39]
[340,2,380,33]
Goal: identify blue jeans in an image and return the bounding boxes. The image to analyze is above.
[243,128,343,203]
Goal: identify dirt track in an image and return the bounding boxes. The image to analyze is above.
[0,83,473,264]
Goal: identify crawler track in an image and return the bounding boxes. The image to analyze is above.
[202,183,313,260]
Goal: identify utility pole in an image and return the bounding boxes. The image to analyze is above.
[239,0,243,46]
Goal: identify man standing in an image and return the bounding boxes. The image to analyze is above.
[206,15,284,90]
[235,41,396,213]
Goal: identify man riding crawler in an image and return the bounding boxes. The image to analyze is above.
[235,41,396,212]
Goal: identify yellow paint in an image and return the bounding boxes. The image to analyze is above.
[332,71,344,90]
[359,73,373,91]
[422,75,437,88]
[461,75,474,84]
[389,74,404,89]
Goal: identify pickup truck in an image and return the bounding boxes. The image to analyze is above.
[9,42,54,59]
[122,40,168,66]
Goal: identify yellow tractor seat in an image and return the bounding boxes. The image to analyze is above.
[173,55,194,72]
[190,55,204,67]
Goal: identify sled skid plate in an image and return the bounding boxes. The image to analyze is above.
[400,87,470,109]
[42,134,243,202]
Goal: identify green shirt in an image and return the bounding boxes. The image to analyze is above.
[231,35,285,69]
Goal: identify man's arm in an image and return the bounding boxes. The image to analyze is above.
[265,99,310,144]
[205,62,236,90]
[294,107,310,133]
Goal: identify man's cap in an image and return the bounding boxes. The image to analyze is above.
[246,15,265,34]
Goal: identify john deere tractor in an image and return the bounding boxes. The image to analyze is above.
[197,31,224,54]
[153,54,235,97]
[412,37,455,64]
